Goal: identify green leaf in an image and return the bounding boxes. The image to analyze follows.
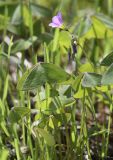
[0,15,9,30]
[49,117,54,129]
[31,3,51,18]
[95,13,113,30]
[9,107,30,123]
[82,72,102,87]
[11,4,31,26]
[79,62,94,73]
[37,128,55,146]
[65,113,71,122]
[71,75,83,91]
[0,2,18,17]
[72,16,92,37]
[11,3,51,26]
[17,63,71,91]
[0,52,8,58]
[74,84,88,98]
[100,51,113,66]
[81,16,113,39]
[0,149,9,160]
[11,36,37,53]
[59,96,75,107]
[101,63,113,85]
[39,33,53,44]
[59,31,71,48]
[7,23,22,35]
[96,86,108,92]
[11,5,23,25]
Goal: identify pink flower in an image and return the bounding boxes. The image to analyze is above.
[49,12,63,28]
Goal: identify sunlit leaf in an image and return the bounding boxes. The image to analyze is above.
[81,16,113,39]
[74,84,88,98]
[79,62,94,73]
[59,31,71,48]
[0,149,9,160]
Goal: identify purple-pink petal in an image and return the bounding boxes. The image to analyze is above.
[52,16,61,25]
[49,23,60,28]
[49,12,63,28]
[57,12,63,23]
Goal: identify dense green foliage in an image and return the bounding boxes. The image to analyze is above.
[1,0,113,159]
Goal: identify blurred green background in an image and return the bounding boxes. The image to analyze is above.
[0,0,113,160]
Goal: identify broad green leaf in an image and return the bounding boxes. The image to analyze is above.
[11,3,51,25]
[17,63,71,91]
[11,5,23,25]
[101,63,113,85]
[31,3,51,18]
[72,16,92,37]
[0,149,9,160]
[95,13,113,30]
[11,4,30,26]
[7,23,22,35]
[11,36,37,53]
[37,128,55,146]
[9,107,30,123]
[13,107,30,116]
[82,72,102,87]
[81,16,113,39]
[100,51,113,66]
[79,62,94,73]
[59,31,71,48]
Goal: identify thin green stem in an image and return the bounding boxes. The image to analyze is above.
[105,91,113,156]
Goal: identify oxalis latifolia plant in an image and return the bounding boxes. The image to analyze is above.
[15,11,113,160]
[49,12,78,68]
